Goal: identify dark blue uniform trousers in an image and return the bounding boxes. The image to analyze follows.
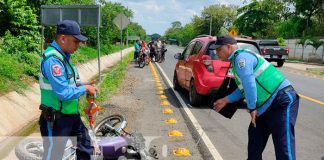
[248,86,299,160]
[39,113,94,160]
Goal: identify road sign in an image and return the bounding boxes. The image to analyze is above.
[41,5,100,26]
[41,5,102,81]
[229,28,238,37]
[113,13,129,30]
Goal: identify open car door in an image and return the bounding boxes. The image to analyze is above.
[210,77,246,119]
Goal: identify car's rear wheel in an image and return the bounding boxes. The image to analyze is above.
[173,71,181,91]
[189,79,202,106]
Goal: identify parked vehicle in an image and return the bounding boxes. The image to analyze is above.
[256,39,289,67]
[173,35,261,106]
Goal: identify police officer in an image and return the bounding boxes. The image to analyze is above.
[211,36,299,160]
[39,20,97,160]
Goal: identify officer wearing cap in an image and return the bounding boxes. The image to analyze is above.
[211,35,299,160]
[39,20,97,160]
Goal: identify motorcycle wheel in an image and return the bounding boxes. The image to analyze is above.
[154,53,161,62]
[15,138,76,160]
[94,114,125,137]
[15,138,43,160]
[138,57,145,68]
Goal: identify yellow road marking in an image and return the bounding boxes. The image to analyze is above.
[168,130,183,137]
[165,118,177,124]
[173,148,191,156]
[161,100,170,106]
[162,108,173,114]
[160,95,167,99]
[299,94,324,106]
[157,91,164,95]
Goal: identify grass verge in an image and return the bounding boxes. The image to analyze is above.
[306,69,324,76]
[79,52,133,118]
[0,44,132,95]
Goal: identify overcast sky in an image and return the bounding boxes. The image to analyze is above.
[108,0,245,35]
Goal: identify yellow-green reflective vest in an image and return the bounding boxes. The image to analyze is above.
[232,49,284,108]
[39,46,79,114]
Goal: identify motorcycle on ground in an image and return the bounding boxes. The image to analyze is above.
[15,94,156,160]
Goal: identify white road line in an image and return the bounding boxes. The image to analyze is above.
[155,63,224,160]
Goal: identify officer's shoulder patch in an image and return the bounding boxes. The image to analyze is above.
[52,64,62,76]
[237,59,246,69]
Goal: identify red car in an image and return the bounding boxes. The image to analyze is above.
[173,35,261,106]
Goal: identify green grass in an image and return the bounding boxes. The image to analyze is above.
[96,53,133,103]
[0,44,132,95]
[0,54,30,95]
[306,70,324,76]
[286,58,308,63]
[72,44,131,64]
[79,52,133,118]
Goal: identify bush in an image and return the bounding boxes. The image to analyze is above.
[276,37,286,46]
[0,54,27,93]
[1,32,40,78]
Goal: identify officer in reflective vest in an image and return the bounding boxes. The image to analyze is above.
[211,36,299,160]
[39,20,97,160]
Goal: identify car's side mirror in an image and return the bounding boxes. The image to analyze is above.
[174,53,183,59]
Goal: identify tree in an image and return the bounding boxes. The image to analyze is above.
[234,0,286,38]
[276,37,286,46]
[178,23,194,46]
[274,16,305,38]
[83,1,134,46]
[0,0,40,53]
[294,0,323,36]
[194,4,237,36]
[164,21,183,43]
[127,22,146,40]
[171,21,182,29]
[306,37,324,61]
[219,27,229,36]
[296,37,309,60]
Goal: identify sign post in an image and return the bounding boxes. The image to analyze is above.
[113,13,130,61]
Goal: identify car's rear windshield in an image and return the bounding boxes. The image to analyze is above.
[258,40,279,46]
[237,42,260,54]
[206,41,260,60]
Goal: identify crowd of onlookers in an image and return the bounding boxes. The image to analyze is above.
[134,38,167,63]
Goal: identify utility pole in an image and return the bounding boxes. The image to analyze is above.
[209,17,212,36]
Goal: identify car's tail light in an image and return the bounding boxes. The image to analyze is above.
[285,48,289,54]
[261,48,266,54]
[201,55,214,72]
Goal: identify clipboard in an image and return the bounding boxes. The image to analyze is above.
[210,77,246,119]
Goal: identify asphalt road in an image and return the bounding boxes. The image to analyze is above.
[158,45,324,160]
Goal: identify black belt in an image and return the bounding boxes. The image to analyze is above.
[279,85,294,94]
[39,104,62,122]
